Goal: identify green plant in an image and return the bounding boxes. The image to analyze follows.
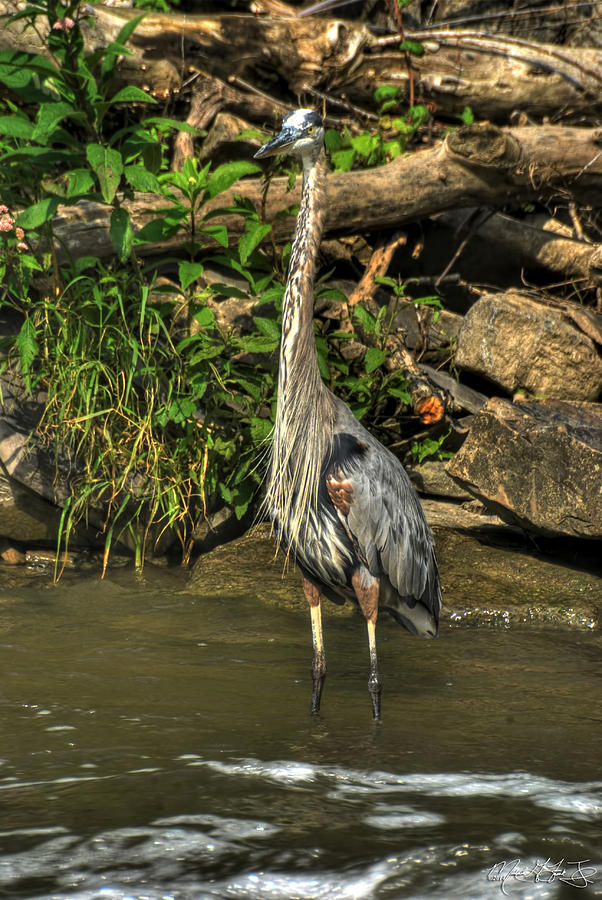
[410,429,454,464]
[314,291,411,430]
[0,2,434,574]
[0,1,279,572]
[325,85,430,172]
[375,274,443,323]
[0,1,197,265]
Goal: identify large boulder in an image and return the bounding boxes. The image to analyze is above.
[446,397,602,539]
[454,291,602,400]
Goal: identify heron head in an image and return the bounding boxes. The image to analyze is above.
[254,109,324,163]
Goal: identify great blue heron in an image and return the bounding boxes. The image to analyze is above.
[254,109,441,721]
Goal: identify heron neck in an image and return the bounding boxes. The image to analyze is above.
[278,146,331,417]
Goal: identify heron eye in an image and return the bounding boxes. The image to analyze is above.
[307,125,314,134]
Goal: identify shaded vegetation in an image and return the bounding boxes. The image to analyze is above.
[0,0,443,570]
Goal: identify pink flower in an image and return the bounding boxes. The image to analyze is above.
[17,241,28,250]
[52,16,75,30]
[0,205,8,214]
[0,214,15,232]
[15,227,25,240]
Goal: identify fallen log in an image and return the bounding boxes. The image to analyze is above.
[1,3,601,123]
[437,209,602,288]
[47,123,602,262]
[446,397,602,539]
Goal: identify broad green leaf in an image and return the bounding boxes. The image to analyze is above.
[233,335,279,354]
[0,51,59,88]
[253,315,280,341]
[65,168,95,197]
[257,285,285,306]
[32,101,77,142]
[353,304,378,334]
[110,85,156,105]
[399,38,425,57]
[192,305,215,328]
[232,479,254,519]
[18,254,42,273]
[142,116,199,134]
[316,288,347,302]
[351,132,377,157]
[383,139,403,159]
[189,342,226,363]
[16,196,59,229]
[374,275,398,289]
[409,104,430,127]
[86,144,123,203]
[331,148,355,172]
[238,220,271,265]
[167,397,197,423]
[387,386,411,403]
[364,347,387,373]
[73,256,101,274]
[178,261,204,291]
[201,223,228,248]
[124,164,161,193]
[0,115,33,139]
[142,142,162,173]
[250,417,273,444]
[374,84,400,105]
[109,207,133,261]
[16,317,37,375]
[460,106,475,125]
[134,217,181,244]
[114,13,147,49]
[205,161,261,200]
[324,129,345,152]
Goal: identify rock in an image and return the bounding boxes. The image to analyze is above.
[0,471,66,544]
[446,397,602,539]
[407,460,473,500]
[187,518,600,630]
[454,291,602,401]
[191,503,253,555]
[0,538,26,565]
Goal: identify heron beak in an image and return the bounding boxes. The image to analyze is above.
[254,128,296,159]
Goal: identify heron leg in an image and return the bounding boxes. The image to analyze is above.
[303,578,326,715]
[351,569,382,722]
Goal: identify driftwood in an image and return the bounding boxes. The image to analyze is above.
[48,123,602,263]
[1,3,601,124]
[437,209,602,288]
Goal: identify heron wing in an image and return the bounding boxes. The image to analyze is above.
[327,430,441,625]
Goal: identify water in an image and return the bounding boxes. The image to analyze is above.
[0,562,601,899]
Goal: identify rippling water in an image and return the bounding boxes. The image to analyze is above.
[0,565,601,899]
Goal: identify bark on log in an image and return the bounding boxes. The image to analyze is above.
[437,209,602,288]
[1,3,601,123]
[48,123,602,263]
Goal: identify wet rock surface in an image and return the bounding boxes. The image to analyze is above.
[189,518,601,631]
[447,397,602,539]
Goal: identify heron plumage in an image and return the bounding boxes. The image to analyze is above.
[254,109,441,718]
